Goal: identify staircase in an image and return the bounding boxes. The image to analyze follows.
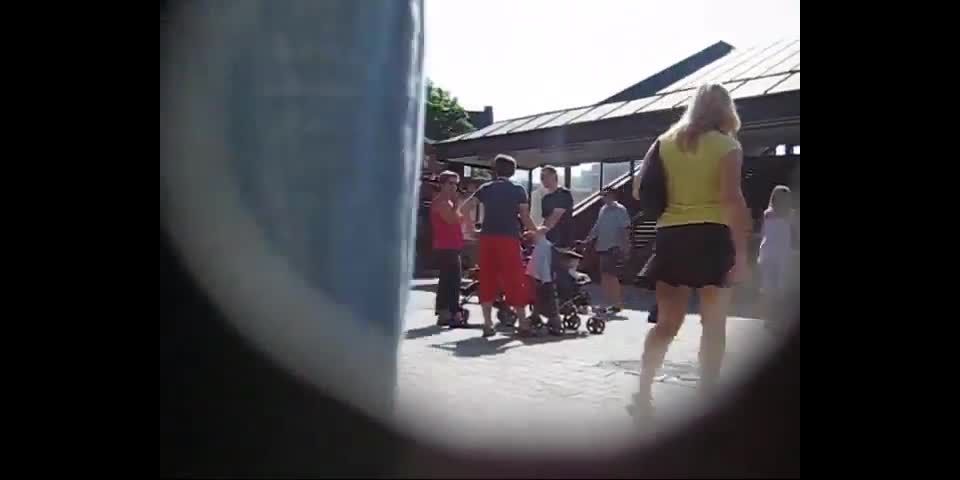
[627,216,658,281]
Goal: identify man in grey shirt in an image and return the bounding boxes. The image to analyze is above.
[584,187,632,311]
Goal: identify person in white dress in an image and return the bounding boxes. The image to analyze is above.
[758,185,796,328]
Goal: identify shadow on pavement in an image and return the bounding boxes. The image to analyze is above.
[429,330,590,357]
[404,324,484,340]
[430,337,514,357]
[595,312,630,321]
[404,325,443,340]
[515,331,591,344]
[410,280,475,296]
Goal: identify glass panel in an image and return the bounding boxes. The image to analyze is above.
[569,162,602,205]
[569,101,629,124]
[601,96,659,119]
[698,42,782,86]
[459,120,511,140]
[509,169,530,191]
[538,106,593,129]
[667,45,758,92]
[638,90,693,112]
[508,111,569,134]
[731,74,790,99]
[602,161,632,185]
[731,40,799,80]
[746,47,798,79]
[722,39,790,81]
[485,116,539,136]
[470,168,492,181]
[767,72,799,93]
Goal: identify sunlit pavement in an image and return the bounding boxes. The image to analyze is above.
[396,281,778,455]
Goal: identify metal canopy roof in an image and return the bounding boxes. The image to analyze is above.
[435,39,799,169]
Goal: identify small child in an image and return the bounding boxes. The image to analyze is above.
[524,229,564,335]
[758,185,796,328]
[554,248,590,313]
[562,251,590,284]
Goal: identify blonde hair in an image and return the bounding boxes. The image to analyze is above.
[667,83,741,153]
[766,185,792,216]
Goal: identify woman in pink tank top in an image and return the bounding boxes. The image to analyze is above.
[431,171,465,326]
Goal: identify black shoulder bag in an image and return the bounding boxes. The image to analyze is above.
[636,139,667,221]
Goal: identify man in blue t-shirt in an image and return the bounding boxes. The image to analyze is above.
[584,187,632,312]
[461,154,539,337]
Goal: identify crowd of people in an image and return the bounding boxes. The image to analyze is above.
[429,83,798,417]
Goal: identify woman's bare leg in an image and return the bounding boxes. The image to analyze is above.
[697,286,732,395]
[636,282,690,405]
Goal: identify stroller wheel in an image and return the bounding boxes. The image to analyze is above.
[455,308,470,326]
[530,315,544,330]
[586,317,606,334]
[563,314,581,331]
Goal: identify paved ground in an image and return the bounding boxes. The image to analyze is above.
[396,280,780,456]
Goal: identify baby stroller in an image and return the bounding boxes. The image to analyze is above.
[550,246,605,334]
[493,242,605,335]
[552,258,602,333]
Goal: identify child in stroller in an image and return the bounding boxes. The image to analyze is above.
[552,244,606,334]
[510,230,604,335]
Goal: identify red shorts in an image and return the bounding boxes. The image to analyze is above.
[478,235,529,307]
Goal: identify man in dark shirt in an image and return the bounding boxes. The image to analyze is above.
[538,165,578,306]
[461,154,539,337]
[539,165,574,248]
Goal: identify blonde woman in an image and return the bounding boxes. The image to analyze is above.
[630,84,751,417]
[758,185,795,330]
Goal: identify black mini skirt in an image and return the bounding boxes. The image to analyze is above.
[638,223,735,288]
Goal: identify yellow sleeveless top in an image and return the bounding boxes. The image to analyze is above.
[657,130,741,228]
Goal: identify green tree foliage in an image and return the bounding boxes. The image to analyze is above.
[425,80,474,140]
